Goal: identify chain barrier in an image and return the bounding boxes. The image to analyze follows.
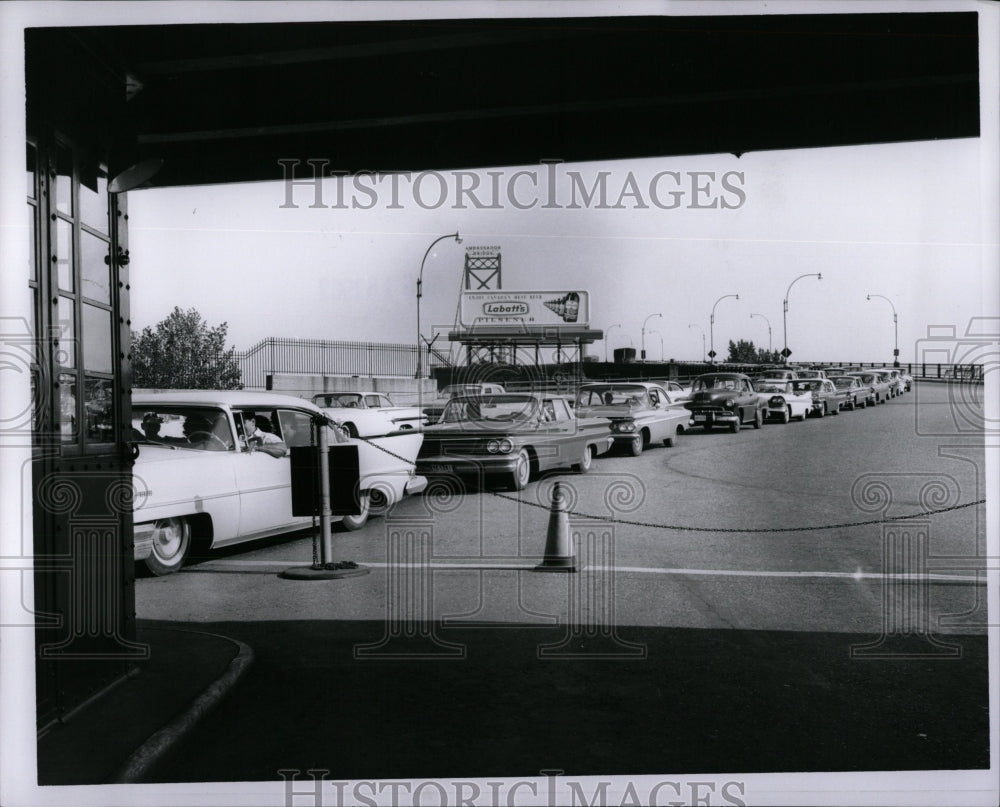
[345,431,986,535]
[344,428,421,467]
[491,492,986,533]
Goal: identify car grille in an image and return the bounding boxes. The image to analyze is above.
[690,406,728,416]
[420,438,486,456]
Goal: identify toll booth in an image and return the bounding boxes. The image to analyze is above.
[25,30,142,730]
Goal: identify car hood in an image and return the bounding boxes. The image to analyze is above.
[422,421,539,435]
[575,404,648,419]
[685,390,742,407]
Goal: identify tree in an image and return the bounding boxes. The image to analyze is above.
[726,338,759,363]
[727,339,783,364]
[131,307,243,389]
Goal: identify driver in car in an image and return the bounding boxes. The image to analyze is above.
[241,412,286,458]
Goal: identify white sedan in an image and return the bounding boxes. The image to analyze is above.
[753,380,812,423]
[312,391,425,437]
[131,391,426,575]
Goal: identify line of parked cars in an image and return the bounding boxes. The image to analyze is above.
[130,366,909,575]
[413,366,911,492]
[683,366,910,430]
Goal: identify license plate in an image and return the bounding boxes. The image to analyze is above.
[430,463,453,473]
[693,414,707,422]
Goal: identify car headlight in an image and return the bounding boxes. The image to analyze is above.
[612,421,636,433]
[498,438,513,453]
[769,396,785,407]
[725,399,735,409]
[487,439,500,453]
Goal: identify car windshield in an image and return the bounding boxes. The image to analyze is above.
[131,406,235,451]
[440,395,539,423]
[831,377,855,387]
[792,380,822,392]
[441,385,488,398]
[692,376,741,392]
[760,371,789,379]
[575,387,651,407]
[314,393,363,408]
[756,382,789,393]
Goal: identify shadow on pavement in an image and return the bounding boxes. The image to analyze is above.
[128,618,989,783]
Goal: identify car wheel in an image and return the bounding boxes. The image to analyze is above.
[339,493,370,531]
[344,422,360,438]
[510,449,531,491]
[848,397,856,411]
[729,419,740,433]
[663,428,678,447]
[753,408,763,429]
[629,434,643,456]
[144,517,191,576]
[368,488,389,512]
[572,444,594,473]
[781,408,790,424]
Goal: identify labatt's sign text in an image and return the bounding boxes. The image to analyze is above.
[460,291,590,328]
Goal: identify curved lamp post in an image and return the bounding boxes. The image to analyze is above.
[688,323,705,362]
[641,313,662,362]
[604,323,621,363]
[750,312,773,353]
[782,273,822,363]
[710,294,739,364]
[867,293,899,366]
[416,232,462,379]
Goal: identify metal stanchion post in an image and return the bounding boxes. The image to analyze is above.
[281,415,369,581]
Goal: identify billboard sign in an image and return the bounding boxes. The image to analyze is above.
[459,290,590,328]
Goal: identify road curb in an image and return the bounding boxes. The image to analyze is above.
[108,630,254,784]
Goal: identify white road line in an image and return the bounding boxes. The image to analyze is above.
[189,558,987,583]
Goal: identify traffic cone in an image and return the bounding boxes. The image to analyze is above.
[534,482,577,572]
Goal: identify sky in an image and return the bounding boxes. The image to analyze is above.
[128,136,996,365]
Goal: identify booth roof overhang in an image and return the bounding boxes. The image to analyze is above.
[31,11,981,189]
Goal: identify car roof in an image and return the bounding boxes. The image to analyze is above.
[579,381,662,389]
[451,392,543,401]
[133,389,323,413]
[695,372,750,380]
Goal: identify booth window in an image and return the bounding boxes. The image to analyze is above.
[47,135,116,453]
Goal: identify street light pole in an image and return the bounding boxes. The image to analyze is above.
[649,329,664,361]
[604,323,621,363]
[641,313,662,362]
[750,313,773,353]
[416,232,462,379]
[867,293,899,366]
[782,273,822,364]
[688,324,705,362]
[710,294,739,364]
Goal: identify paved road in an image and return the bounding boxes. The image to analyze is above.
[132,382,992,783]
[138,383,988,636]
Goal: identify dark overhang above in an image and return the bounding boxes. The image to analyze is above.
[28,12,980,188]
